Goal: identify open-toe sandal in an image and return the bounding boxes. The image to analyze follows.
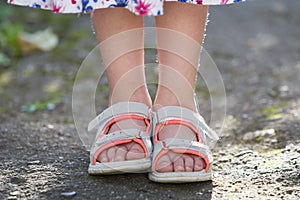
[88,102,152,174]
[149,106,219,183]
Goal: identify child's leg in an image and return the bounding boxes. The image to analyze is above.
[92,8,152,162]
[154,2,208,172]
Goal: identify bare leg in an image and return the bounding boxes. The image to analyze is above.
[92,8,152,162]
[154,2,209,172]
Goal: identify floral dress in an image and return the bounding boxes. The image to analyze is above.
[7,0,246,16]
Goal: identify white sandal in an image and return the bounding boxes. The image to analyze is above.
[149,106,219,183]
[88,102,152,174]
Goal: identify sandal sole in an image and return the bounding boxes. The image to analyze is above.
[88,158,151,175]
[148,168,212,183]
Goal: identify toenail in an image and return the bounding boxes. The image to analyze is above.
[175,165,184,171]
[194,165,202,171]
[186,167,193,171]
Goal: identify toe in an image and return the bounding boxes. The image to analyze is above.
[107,147,117,162]
[126,143,145,160]
[194,156,205,171]
[156,154,173,172]
[173,156,185,172]
[184,155,194,172]
[114,145,127,161]
[97,150,108,163]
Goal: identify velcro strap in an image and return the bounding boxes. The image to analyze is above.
[88,102,150,132]
[90,129,152,164]
[153,138,213,164]
[153,106,219,142]
[91,129,140,158]
[92,129,140,150]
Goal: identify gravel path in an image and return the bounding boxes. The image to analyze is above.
[1,0,300,199]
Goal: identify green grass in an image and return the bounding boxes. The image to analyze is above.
[0,1,75,69]
[0,2,23,68]
[261,103,286,120]
[21,93,61,113]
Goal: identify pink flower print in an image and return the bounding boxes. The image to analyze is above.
[221,0,229,4]
[71,0,77,4]
[196,0,203,4]
[135,0,151,15]
[53,4,63,13]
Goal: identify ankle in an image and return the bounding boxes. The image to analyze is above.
[109,86,152,108]
[153,87,197,112]
[153,100,197,112]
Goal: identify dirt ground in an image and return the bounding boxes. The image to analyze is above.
[0,0,300,199]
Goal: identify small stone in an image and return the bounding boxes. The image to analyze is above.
[47,124,54,129]
[270,139,278,144]
[258,169,273,174]
[7,196,17,200]
[27,160,40,165]
[10,191,20,196]
[218,151,227,156]
[282,167,293,172]
[218,157,231,163]
[243,129,276,141]
[279,85,289,92]
[242,114,249,119]
[61,191,76,197]
[234,150,254,157]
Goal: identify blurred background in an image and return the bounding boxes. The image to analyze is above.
[0,0,300,199]
[0,1,95,119]
[1,0,300,124]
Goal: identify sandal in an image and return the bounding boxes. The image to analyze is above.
[149,106,219,183]
[88,102,152,174]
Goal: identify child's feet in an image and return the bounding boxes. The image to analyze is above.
[154,124,206,172]
[97,119,147,162]
[149,103,217,183]
[88,101,153,174]
[153,95,206,173]
[95,86,152,164]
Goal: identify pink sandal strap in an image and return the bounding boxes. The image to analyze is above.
[90,130,151,165]
[152,106,219,145]
[152,138,213,172]
[151,106,219,172]
[88,102,152,165]
[88,102,151,132]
